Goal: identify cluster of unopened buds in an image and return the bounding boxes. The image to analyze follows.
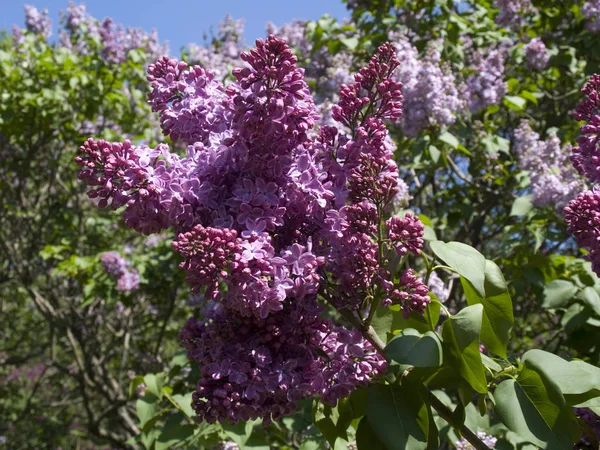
[77,35,429,424]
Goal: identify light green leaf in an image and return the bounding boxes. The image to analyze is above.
[385,328,443,368]
[439,131,459,149]
[441,304,488,393]
[494,366,576,449]
[578,286,600,316]
[504,95,527,111]
[461,260,514,358]
[171,393,195,419]
[542,280,578,309]
[430,241,486,296]
[510,195,533,216]
[366,384,429,450]
[136,394,159,429]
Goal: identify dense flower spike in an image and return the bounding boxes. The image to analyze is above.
[571,74,600,184]
[24,5,52,38]
[179,300,386,425]
[77,38,423,423]
[515,120,584,211]
[466,46,507,113]
[100,252,140,292]
[583,1,600,33]
[390,33,465,137]
[386,212,424,256]
[524,38,550,70]
[564,190,600,273]
[382,269,430,318]
[493,0,538,30]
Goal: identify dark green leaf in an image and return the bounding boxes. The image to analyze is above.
[385,328,442,368]
[430,241,486,296]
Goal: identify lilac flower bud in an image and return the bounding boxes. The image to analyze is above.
[386,212,424,256]
[564,190,600,275]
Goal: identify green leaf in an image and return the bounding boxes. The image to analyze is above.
[384,328,442,368]
[429,145,441,163]
[510,195,533,216]
[504,95,527,111]
[542,280,578,309]
[313,401,350,446]
[155,413,194,450]
[439,131,459,149]
[523,350,600,399]
[430,241,486,296]
[356,417,386,450]
[136,394,159,429]
[494,366,576,449]
[222,419,258,447]
[366,384,429,450]
[171,393,195,419]
[340,37,359,50]
[441,304,488,393]
[143,373,166,399]
[578,286,600,316]
[461,260,514,358]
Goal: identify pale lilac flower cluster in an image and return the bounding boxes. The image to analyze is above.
[524,38,550,70]
[76,38,433,424]
[493,0,538,31]
[24,5,52,38]
[574,408,600,448]
[390,34,465,137]
[428,271,450,303]
[514,120,585,211]
[100,251,140,292]
[455,432,497,450]
[583,1,600,33]
[16,3,168,62]
[465,47,508,114]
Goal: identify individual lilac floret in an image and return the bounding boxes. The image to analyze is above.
[24,5,52,38]
[382,269,430,318]
[564,190,600,275]
[571,74,600,184]
[583,1,600,33]
[179,300,386,426]
[386,212,424,256]
[524,38,550,70]
[100,251,140,292]
[455,431,497,449]
[493,0,538,31]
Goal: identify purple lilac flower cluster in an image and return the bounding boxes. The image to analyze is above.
[390,33,465,137]
[465,46,508,114]
[583,1,600,33]
[493,0,538,31]
[524,38,550,71]
[24,5,52,38]
[514,120,585,211]
[565,74,600,275]
[455,432,497,449]
[77,37,430,424]
[100,251,140,292]
[574,408,600,448]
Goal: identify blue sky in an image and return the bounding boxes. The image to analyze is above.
[2,0,349,52]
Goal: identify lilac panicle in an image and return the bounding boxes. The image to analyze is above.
[76,38,439,424]
[386,212,424,256]
[571,74,600,184]
[100,251,139,292]
[524,38,550,71]
[564,190,600,274]
[24,5,52,38]
[583,1,600,33]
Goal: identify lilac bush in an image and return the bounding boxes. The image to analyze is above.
[76,36,432,425]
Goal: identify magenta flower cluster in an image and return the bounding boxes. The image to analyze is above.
[77,36,429,424]
[565,74,600,275]
[100,252,140,292]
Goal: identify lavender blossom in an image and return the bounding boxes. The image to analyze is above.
[524,38,550,70]
[466,46,508,114]
[455,431,497,449]
[24,5,52,38]
[514,121,585,211]
[493,0,538,31]
[583,1,600,33]
[100,251,140,292]
[428,271,449,303]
